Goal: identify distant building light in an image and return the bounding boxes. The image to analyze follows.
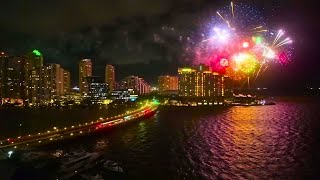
[72,86,80,91]
[181,68,192,72]
[8,151,13,158]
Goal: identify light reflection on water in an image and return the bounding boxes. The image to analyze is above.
[15,98,320,179]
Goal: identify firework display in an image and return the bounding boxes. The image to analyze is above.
[194,2,293,81]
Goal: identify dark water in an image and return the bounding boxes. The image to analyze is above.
[4,97,320,179]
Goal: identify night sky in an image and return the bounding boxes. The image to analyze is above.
[0,0,319,89]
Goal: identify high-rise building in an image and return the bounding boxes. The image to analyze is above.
[158,75,178,93]
[178,68,196,97]
[105,64,115,92]
[0,50,48,105]
[39,66,50,103]
[79,59,92,94]
[47,64,64,100]
[63,70,71,94]
[0,50,72,105]
[178,65,229,98]
[0,54,25,101]
[0,52,8,97]
[25,50,44,104]
[84,76,109,104]
[59,68,64,96]
[118,75,151,95]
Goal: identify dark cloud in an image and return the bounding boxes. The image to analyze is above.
[0,0,209,35]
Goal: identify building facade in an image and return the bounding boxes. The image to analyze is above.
[0,54,25,102]
[79,59,92,94]
[25,50,45,104]
[47,64,64,100]
[178,65,230,99]
[105,64,115,92]
[110,89,137,102]
[84,76,109,104]
[63,70,71,94]
[158,75,178,94]
[118,75,151,95]
[0,51,72,105]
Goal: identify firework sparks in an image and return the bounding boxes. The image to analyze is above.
[190,2,294,82]
[231,1,235,18]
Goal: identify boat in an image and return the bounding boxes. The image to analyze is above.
[58,150,102,179]
[103,160,123,173]
[226,94,276,106]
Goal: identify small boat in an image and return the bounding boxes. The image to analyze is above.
[58,151,102,179]
[103,160,123,173]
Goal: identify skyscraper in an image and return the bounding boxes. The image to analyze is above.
[0,54,25,101]
[47,64,64,100]
[105,64,115,92]
[39,66,50,103]
[158,75,178,93]
[79,59,92,94]
[0,50,72,105]
[0,52,6,100]
[1,50,48,105]
[63,70,71,94]
[25,50,45,104]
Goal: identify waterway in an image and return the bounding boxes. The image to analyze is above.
[1,97,320,179]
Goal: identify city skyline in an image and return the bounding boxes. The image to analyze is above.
[1,1,320,179]
[2,49,319,95]
[1,0,318,88]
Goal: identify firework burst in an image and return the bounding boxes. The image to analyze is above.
[191,2,294,82]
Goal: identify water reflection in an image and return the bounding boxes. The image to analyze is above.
[8,99,320,179]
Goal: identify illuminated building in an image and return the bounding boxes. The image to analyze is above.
[118,75,151,95]
[79,59,92,94]
[24,50,45,104]
[47,64,64,100]
[138,78,151,95]
[84,76,109,104]
[0,50,46,105]
[105,64,115,92]
[38,66,50,103]
[110,89,137,102]
[63,70,71,94]
[0,53,25,104]
[158,75,178,94]
[0,51,72,105]
[178,67,196,97]
[0,52,8,98]
[178,65,230,99]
